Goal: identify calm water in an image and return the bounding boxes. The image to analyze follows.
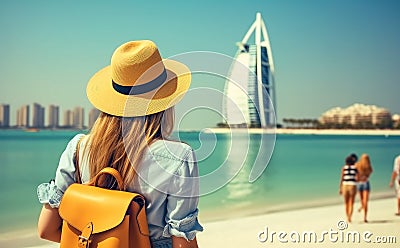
[0,130,398,233]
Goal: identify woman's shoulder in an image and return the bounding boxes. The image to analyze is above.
[63,133,86,152]
[69,133,86,143]
[147,139,194,162]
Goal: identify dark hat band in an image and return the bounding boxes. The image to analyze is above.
[112,69,167,95]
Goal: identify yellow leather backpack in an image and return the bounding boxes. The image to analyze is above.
[59,167,151,248]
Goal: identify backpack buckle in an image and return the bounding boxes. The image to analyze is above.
[78,222,93,248]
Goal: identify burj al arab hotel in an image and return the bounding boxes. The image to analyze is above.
[223,13,276,128]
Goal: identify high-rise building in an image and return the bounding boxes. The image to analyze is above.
[32,103,45,128]
[62,107,84,129]
[88,108,100,129]
[17,105,30,127]
[48,105,59,128]
[223,13,276,128]
[73,107,85,129]
[0,104,10,127]
[63,110,73,127]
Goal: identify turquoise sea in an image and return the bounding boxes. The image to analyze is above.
[0,130,398,234]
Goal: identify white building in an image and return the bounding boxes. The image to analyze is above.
[392,114,400,128]
[223,13,276,128]
[320,103,392,127]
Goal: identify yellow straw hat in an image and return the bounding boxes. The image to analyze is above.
[87,40,191,117]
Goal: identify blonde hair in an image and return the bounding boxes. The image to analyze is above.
[84,107,174,189]
[356,154,373,178]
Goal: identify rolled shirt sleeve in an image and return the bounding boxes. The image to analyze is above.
[37,134,85,208]
[163,148,203,240]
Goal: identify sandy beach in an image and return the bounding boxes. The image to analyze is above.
[204,128,400,136]
[197,197,399,247]
[1,197,398,247]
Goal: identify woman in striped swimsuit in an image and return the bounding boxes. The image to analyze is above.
[339,155,358,223]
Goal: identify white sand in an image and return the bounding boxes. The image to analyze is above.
[2,198,398,247]
[197,198,399,247]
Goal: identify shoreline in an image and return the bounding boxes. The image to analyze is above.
[199,190,394,223]
[275,128,400,136]
[2,128,400,136]
[201,128,400,136]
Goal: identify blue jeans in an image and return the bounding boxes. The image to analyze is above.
[357,181,370,191]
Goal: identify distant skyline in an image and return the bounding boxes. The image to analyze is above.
[1,103,92,128]
[1,0,399,129]
[1,102,96,127]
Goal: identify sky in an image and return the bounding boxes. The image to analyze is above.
[0,0,399,129]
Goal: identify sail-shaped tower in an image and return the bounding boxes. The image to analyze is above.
[223,13,276,128]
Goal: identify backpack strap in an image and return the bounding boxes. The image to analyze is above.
[89,167,125,191]
[73,136,125,190]
[74,136,85,184]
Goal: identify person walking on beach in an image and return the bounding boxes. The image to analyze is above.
[339,155,358,223]
[355,154,373,222]
[389,155,400,216]
[350,153,358,164]
[36,40,203,248]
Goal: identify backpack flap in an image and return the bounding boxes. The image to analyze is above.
[59,183,142,234]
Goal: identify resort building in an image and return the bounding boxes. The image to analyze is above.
[223,13,276,128]
[392,114,400,128]
[319,103,392,128]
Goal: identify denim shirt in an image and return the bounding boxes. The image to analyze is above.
[37,134,203,248]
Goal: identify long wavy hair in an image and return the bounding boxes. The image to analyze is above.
[83,107,174,189]
[355,154,373,178]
